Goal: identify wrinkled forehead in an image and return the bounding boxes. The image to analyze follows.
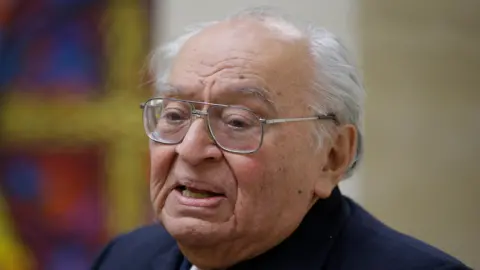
[166,20,315,109]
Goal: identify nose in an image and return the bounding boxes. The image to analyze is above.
[175,118,223,165]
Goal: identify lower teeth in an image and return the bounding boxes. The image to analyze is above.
[182,189,214,198]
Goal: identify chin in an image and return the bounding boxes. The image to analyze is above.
[161,214,231,247]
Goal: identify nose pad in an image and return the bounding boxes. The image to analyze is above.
[191,109,215,142]
[175,110,223,164]
[191,109,207,120]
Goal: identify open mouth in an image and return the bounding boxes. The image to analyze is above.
[175,185,224,199]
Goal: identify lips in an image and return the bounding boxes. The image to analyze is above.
[173,179,226,200]
[176,185,224,198]
[167,178,229,210]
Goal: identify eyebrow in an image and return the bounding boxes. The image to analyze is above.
[155,82,181,96]
[155,82,278,112]
[232,86,277,112]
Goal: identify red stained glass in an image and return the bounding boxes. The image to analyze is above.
[0,145,107,270]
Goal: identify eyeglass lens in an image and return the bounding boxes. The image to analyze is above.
[143,99,263,153]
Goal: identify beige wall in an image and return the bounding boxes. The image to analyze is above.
[360,0,480,267]
[153,0,358,48]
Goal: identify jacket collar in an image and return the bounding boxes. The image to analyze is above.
[230,187,349,270]
[151,187,349,270]
[150,237,184,270]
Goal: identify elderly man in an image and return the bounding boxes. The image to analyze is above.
[92,7,469,270]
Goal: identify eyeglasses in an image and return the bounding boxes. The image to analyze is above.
[140,97,339,154]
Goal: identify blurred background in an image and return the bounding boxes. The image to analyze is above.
[0,0,478,269]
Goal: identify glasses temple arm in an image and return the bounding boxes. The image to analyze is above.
[263,114,338,125]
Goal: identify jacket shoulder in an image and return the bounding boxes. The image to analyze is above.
[91,224,177,270]
[327,198,471,270]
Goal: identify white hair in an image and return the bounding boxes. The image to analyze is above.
[149,6,365,178]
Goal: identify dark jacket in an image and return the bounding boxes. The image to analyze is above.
[92,187,470,270]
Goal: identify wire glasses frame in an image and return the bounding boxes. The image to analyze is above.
[140,97,339,154]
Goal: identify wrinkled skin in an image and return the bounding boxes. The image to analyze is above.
[149,19,357,269]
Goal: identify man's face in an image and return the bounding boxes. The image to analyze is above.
[149,20,335,260]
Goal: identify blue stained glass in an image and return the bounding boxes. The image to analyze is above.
[0,0,105,95]
[49,0,95,6]
[40,24,101,87]
[3,156,41,201]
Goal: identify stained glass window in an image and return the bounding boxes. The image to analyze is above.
[0,1,152,269]
[0,0,106,98]
[0,145,107,270]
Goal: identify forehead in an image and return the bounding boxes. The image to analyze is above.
[167,20,314,110]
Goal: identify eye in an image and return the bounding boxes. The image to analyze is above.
[221,109,257,130]
[227,117,250,129]
[162,110,184,121]
[160,107,190,124]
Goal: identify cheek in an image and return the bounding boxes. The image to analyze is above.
[149,145,176,195]
[253,131,316,196]
[226,151,308,233]
[226,150,289,207]
[227,149,275,187]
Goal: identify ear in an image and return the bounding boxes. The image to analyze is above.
[314,124,358,198]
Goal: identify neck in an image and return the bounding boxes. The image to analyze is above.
[177,237,273,269]
[179,245,234,269]
[180,188,344,269]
